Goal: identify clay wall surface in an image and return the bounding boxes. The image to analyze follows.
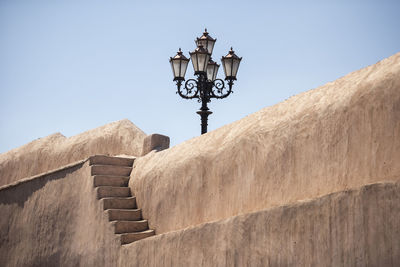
[130,52,400,234]
[0,119,146,187]
[0,161,122,266]
[1,161,398,266]
[120,181,400,267]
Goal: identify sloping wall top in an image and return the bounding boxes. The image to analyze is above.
[131,52,400,234]
[0,119,146,187]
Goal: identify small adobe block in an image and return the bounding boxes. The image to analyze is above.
[142,134,170,156]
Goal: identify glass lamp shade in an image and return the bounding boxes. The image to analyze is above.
[221,47,242,80]
[206,58,220,81]
[196,29,216,55]
[169,48,189,81]
[189,45,211,75]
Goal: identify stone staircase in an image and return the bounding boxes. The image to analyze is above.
[89,155,155,245]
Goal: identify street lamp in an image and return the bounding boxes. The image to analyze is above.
[169,29,242,135]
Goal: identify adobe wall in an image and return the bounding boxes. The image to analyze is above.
[1,161,398,266]
[120,181,400,267]
[130,52,400,234]
[0,161,121,266]
[0,119,146,187]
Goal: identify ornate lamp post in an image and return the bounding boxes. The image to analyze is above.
[170,29,242,134]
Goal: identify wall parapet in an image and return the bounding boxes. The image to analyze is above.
[0,159,87,192]
[0,119,146,187]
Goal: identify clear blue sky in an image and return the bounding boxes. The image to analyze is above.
[0,0,399,153]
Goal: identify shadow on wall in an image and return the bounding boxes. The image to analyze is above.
[32,252,62,267]
[0,163,84,207]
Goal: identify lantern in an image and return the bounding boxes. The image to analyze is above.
[196,28,216,55]
[221,47,242,80]
[169,48,189,81]
[206,58,220,81]
[189,44,210,75]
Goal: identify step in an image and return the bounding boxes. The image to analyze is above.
[101,197,136,210]
[111,220,149,234]
[93,175,129,187]
[91,165,132,176]
[106,209,142,221]
[89,155,134,167]
[119,230,155,245]
[96,186,131,199]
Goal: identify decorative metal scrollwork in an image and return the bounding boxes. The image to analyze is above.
[210,78,233,99]
[176,77,234,100]
[176,79,199,99]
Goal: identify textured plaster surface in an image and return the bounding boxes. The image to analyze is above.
[0,119,146,187]
[119,181,400,267]
[1,163,398,266]
[0,161,122,267]
[131,52,400,234]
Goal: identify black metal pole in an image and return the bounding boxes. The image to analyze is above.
[196,74,212,134]
[197,101,212,134]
